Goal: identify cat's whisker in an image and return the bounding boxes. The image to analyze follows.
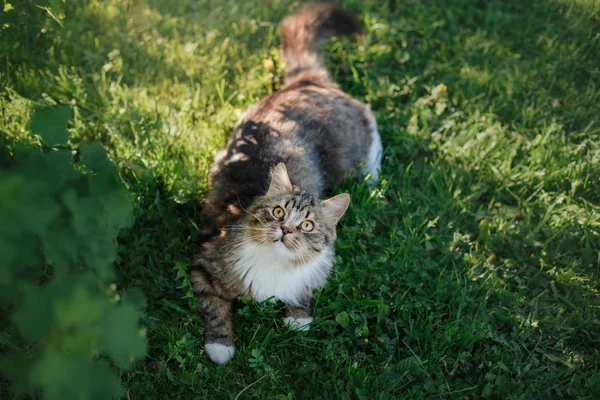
[298,242,313,267]
[237,234,271,247]
[224,225,273,231]
[219,240,251,251]
[245,236,271,252]
[235,192,269,227]
[287,239,307,267]
[221,240,263,254]
[225,224,269,228]
[251,214,270,227]
[219,233,272,251]
[297,245,308,267]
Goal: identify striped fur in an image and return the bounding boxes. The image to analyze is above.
[192,3,382,364]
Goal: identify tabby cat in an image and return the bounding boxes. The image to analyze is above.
[191,2,382,364]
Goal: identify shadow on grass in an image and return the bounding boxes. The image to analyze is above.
[118,0,599,397]
[1,0,599,398]
[322,0,600,396]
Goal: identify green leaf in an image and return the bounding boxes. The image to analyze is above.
[29,349,122,400]
[79,141,110,171]
[335,311,350,329]
[0,237,16,283]
[0,351,34,398]
[376,302,388,320]
[481,382,494,399]
[29,106,72,145]
[396,356,417,373]
[98,304,147,369]
[12,282,57,341]
[121,287,147,312]
[54,283,106,350]
[1,129,144,397]
[479,218,490,245]
[358,322,369,337]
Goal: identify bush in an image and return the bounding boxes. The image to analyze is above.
[0,106,146,400]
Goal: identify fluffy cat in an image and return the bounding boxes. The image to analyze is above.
[191,2,382,364]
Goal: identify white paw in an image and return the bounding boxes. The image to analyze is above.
[205,343,235,364]
[283,316,313,331]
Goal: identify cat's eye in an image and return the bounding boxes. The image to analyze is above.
[300,220,314,232]
[273,206,285,219]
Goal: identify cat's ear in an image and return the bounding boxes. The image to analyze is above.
[267,163,293,196]
[321,193,350,223]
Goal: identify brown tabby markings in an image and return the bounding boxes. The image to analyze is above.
[191,3,382,364]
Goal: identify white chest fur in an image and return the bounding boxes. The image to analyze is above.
[233,243,333,304]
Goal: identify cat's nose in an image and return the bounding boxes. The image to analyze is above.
[281,226,292,235]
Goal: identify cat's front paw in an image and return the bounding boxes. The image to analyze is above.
[283,316,313,331]
[205,343,235,364]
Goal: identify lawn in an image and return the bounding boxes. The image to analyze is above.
[1,0,599,398]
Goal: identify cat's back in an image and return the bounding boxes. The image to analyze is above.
[239,72,375,184]
[201,3,382,231]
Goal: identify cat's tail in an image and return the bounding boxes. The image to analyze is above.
[280,3,361,84]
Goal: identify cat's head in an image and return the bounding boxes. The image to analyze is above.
[243,163,350,263]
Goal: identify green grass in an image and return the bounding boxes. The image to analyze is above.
[2,0,600,398]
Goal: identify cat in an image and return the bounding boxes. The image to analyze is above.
[191,2,382,364]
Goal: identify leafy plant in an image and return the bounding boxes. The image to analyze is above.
[0,106,146,400]
[173,261,197,310]
[248,348,270,376]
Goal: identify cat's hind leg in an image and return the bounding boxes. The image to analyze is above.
[363,108,382,184]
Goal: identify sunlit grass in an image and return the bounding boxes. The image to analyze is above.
[1,0,599,398]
